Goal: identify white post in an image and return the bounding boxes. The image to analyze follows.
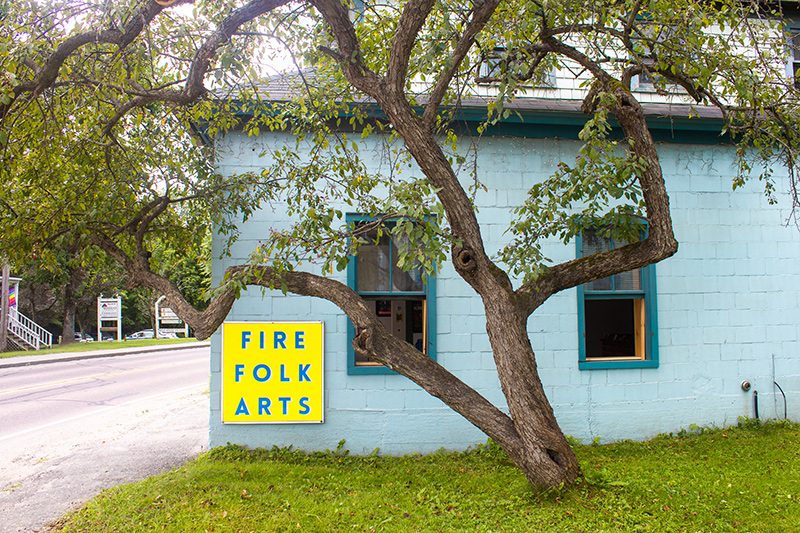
[97,294,102,342]
[154,295,166,339]
[0,264,10,351]
[116,296,122,341]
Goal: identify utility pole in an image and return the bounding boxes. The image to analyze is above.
[0,264,10,351]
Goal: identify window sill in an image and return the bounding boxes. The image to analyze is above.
[348,364,396,376]
[579,359,659,370]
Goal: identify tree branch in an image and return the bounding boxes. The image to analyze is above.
[515,37,678,315]
[387,0,436,93]
[422,0,502,127]
[103,0,293,134]
[1,0,192,123]
[93,229,527,457]
[310,0,383,94]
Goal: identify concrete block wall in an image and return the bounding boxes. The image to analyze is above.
[210,130,800,452]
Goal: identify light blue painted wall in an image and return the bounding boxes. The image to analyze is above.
[210,130,800,453]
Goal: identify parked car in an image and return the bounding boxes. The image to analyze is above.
[125,329,154,340]
[74,332,94,342]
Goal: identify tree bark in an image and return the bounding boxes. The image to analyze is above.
[369,90,580,489]
[483,296,580,487]
[61,300,76,345]
[60,267,82,344]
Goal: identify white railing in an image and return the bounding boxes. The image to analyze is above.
[6,308,52,350]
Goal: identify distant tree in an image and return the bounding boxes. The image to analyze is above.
[13,240,126,342]
[2,0,799,488]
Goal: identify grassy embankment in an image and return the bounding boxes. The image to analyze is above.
[0,337,199,359]
[58,421,799,531]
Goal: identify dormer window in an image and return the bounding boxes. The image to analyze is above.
[477,47,505,81]
[630,23,686,94]
[475,47,556,88]
[790,30,800,89]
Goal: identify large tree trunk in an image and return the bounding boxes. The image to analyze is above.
[484,297,580,488]
[61,300,76,344]
[60,267,82,344]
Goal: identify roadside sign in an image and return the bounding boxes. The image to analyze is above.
[154,295,189,338]
[97,296,122,341]
[98,298,120,320]
[221,321,324,424]
[158,306,181,324]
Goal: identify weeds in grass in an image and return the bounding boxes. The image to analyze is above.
[60,422,800,532]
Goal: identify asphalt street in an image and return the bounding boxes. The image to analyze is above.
[0,345,210,532]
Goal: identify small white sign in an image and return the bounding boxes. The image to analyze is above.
[154,295,189,338]
[98,298,120,320]
[159,306,182,324]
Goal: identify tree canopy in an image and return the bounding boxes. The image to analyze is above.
[1,0,799,489]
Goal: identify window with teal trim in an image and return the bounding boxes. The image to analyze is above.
[346,216,436,375]
[577,229,659,370]
[789,28,800,89]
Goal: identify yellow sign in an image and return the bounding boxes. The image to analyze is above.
[221,322,324,424]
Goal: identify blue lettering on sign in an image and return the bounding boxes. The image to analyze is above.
[234,364,245,382]
[298,397,311,415]
[241,331,251,350]
[295,331,305,349]
[253,364,272,382]
[235,398,250,416]
[258,397,271,415]
[278,397,291,415]
[298,364,312,382]
[259,330,265,349]
[280,364,290,382]
[274,331,287,349]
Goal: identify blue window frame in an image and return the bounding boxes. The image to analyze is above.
[346,214,436,375]
[576,229,659,370]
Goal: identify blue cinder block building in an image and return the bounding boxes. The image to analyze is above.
[208,93,800,453]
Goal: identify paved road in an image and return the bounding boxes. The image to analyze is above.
[0,346,210,532]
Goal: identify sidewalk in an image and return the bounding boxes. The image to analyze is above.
[0,341,211,369]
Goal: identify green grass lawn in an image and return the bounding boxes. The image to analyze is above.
[0,337,200,359]
[57,421,799,532]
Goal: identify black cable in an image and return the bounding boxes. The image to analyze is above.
[774,381,788,420]
[754,390,759,420]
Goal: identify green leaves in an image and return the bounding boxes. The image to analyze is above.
[500,104,646,282]
[2,0,799,302]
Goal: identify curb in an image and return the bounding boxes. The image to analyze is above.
[0,342,211,369]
